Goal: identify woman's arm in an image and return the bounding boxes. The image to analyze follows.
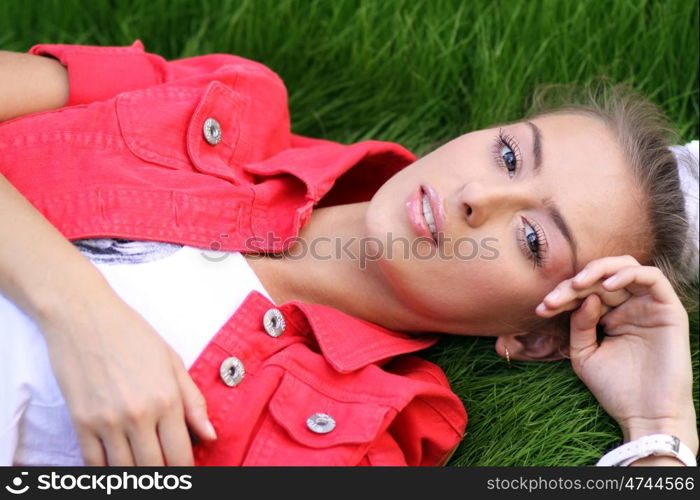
[0,169,217,467]
[0,52,216,465]
[0,50,69,121]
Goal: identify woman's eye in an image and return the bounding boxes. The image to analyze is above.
[524,224,539,256]
[492,129,521,178]
[518,216,547,269]
[500,144,517,174]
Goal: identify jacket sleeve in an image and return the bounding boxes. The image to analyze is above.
[29,40,274,106]
[361,356,467,466]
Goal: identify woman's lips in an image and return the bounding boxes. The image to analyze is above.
[405,184,445,245]
[422,183,445,234]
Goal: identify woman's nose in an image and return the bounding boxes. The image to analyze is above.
[459,181,533,227]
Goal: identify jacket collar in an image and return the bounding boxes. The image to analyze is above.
[289,297,439,373]
[244,139,415,204]
[244,139,416,253]
[243,291,438,373]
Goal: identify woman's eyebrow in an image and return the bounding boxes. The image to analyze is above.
[525,120,579,273]
[543,197,579,273]
[526,120,543,172]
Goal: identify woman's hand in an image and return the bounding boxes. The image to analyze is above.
[1,173,216,465]
[38,284,217,466]
[536,255,698,455]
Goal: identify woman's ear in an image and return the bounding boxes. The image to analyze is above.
[495,314,571,362]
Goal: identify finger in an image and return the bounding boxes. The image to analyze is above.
[536,289,582,317]
[174,360,217,442]
[75,430,107,466]
[536,285,629,317]
[601,265,679,304]
[536,275,594,315]
[569,294,604,365]
[102,431,136,466]
[157,409,195,466]
[128,426,165,466]
[570,254,640,289]
[539,279,576,310]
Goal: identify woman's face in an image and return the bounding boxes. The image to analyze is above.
[365,113,647,337]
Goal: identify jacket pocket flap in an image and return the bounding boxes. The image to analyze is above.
[116,82,250,184]
[116,86,201,170]
[186,80,251,182]
[268,371,391,448]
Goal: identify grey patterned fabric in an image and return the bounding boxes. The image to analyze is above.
[73,238,183,264]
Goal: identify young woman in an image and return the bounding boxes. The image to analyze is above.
[0,42,697,466]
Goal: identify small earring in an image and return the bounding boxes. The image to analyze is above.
[558,345,571,360]
[505,346,511,367]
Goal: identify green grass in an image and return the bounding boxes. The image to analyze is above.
[1,0,697,466]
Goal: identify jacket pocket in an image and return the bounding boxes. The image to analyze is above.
[116,81,250,183]
[243,371,394,466]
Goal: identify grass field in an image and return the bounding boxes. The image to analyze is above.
[1,0,697,465]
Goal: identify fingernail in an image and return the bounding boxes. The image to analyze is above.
[206,420,217,440]
[575,270,588,282]
[536,303,547,313]
[544,289,560,302]
[603,276,617,287]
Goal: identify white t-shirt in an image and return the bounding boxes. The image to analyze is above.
[0,240,273,465]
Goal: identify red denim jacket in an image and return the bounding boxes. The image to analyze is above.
[0,41,467,465]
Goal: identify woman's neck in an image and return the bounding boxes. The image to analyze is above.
[244,202,412,331]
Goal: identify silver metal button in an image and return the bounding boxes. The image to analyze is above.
[203,117,222,145]
[263,308,286,338]
[219,356,245,387]
[306,413,336,434]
